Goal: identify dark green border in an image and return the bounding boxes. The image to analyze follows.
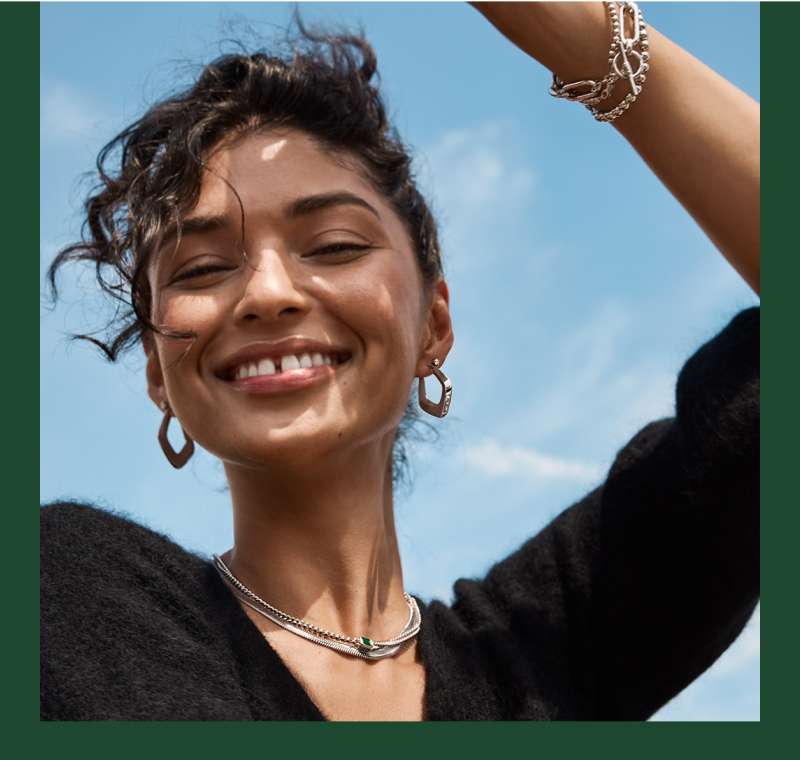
[28,0,773,751]
[10,0,39,737]
[761,0,791,735]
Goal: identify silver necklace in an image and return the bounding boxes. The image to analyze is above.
[212,554,421,660]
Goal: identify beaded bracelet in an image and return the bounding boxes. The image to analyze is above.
[549,1,650,123]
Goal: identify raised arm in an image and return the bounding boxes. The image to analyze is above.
[471,2,760,295]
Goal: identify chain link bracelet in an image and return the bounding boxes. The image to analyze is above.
[548,2,650,123]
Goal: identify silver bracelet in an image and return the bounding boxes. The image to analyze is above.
[549,2,650,123]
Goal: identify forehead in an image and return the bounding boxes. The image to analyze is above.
[150,129,417,284]
[196,130,378,215]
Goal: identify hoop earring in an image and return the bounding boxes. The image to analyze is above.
[418,359,453,418]
[158,403,194,469]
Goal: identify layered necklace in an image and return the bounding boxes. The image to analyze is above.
[213,555,421,660]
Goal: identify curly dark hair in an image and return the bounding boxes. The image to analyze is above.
[48,29,442,362]
[48,27,443,484]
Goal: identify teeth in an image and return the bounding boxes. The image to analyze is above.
[257,358,276,376]
[234,352,341,379]
[281,355,300,371]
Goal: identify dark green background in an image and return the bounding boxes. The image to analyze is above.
[23,0,778,749]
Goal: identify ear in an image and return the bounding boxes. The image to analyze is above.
[416,278,454,378]
[143,334,168,411]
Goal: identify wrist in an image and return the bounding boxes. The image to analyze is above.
[473,2,651,121]
[548,3,652,121]
[530,2,616,85]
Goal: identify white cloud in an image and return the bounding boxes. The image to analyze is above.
[418,121,535,222]
[40,80,109,145]
[462,438,605,483]
[518,299,676,445]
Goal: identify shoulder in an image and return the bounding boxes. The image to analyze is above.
[42,500,190,550]
[40,503,257,720]
[42,499,163,535]
[40,501,210,602]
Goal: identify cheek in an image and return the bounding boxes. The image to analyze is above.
[152,293,224,362]
[322,259,425,360]
[155,291,215,326]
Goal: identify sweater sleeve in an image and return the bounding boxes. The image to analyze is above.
[448,308,759,720]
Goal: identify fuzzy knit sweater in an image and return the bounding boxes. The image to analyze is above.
[40,308,760,721]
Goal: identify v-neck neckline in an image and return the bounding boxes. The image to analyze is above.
[208,563,432,721]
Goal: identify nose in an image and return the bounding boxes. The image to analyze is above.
[232,249,309,324]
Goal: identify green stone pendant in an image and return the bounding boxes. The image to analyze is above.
[358,637,374,652]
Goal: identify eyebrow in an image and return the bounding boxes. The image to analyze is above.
[160,191,382,250]
[160,214,233,249]
[285,192,382,221]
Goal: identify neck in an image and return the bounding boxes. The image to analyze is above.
[221,441,408,641]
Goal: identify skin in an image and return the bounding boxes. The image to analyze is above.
[145,130,452,721]
[143,3,759,721]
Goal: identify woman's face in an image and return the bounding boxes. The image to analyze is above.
[146,130,452,471]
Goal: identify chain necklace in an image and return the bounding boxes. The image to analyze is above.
[213,554,421,660]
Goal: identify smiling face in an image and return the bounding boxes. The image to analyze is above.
[145,130,452,472]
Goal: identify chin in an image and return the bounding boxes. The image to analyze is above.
[247,421,403,476]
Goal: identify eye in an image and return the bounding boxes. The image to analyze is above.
[308,242,373,260]
[170,263,233,284]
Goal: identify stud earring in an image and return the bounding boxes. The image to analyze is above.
[158,402,195,468]
[418,359,453,418]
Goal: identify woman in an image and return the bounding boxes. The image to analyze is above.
[41,2,759,720]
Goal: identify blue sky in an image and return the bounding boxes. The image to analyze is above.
[40,2,760,721]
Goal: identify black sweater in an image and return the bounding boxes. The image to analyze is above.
[40,308,760,721]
